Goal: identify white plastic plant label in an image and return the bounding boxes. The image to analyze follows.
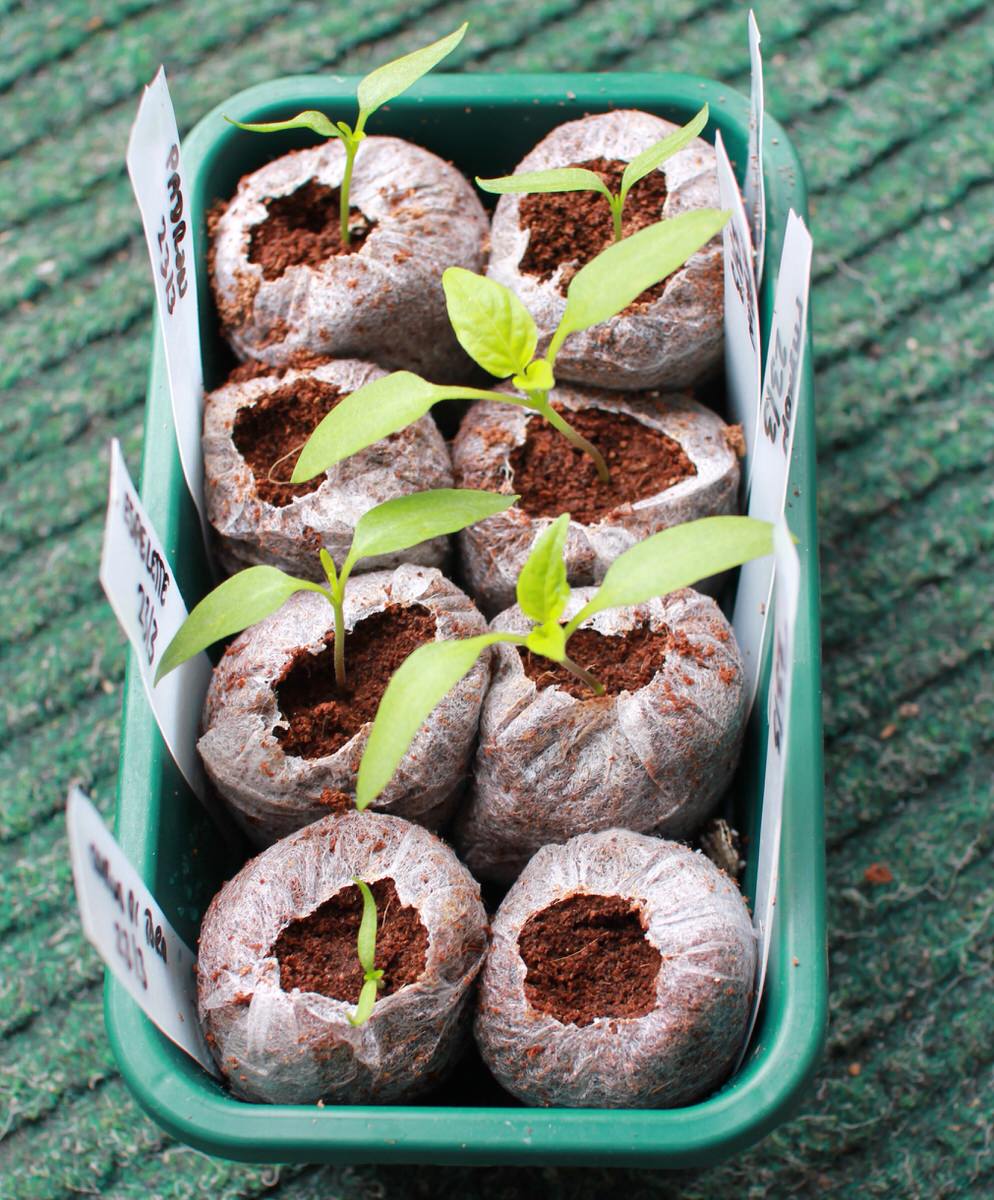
[99,439,210,802]
[746,11,766,285]
[715,129,762,457]
[67,786,219,1077]
[733,209,812,704]
[126,67,205,522]
[738,519,800,1061]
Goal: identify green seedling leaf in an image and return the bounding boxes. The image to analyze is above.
[567,516,774,632]
[547,209,730,362]
[525,620,567,662]
[155,565,324,683]
[356,23,467,118]
[347,876,384,1027]
[619,105,709,205]
[516,513,571,625]
[357,633,515,808]
[511,359,555,393]
[347,489,519,570]
[476,166,613,199]
[353,877,379,975]
[225,110,341,139]
[442,268,539,379]
[292,372,448,481]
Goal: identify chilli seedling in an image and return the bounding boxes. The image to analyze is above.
[476,105,710,244]
[291,208,729,486]
[355,513,776,808]
[348,877,383,1027]
[154,488,516,688]
[225,23,467,247]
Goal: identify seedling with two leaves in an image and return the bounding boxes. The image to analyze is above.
[355,513,776,809]
[225,23,467,247]
[291,207,730,488]
[348,877,382,1027]
[477,105,710,243]
[154,488,516,689]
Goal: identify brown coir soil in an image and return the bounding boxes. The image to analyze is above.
[274,605,437,758]
[508,405,696,523]
[248,178,371,280]
[518,892,661,1026]
[272,877,428,1002]
[519,623,673,699]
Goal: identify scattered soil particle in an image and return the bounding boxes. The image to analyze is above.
[248,179,372,280]
[518,624,673,699]
[518,892,661,1026]
[723,423,747,458]
[274,605,437,759]
[272,877,428,1002]
[519,157,670,302]
[863,863,894,885]
[508,405,696,523]
[232,375,342,507]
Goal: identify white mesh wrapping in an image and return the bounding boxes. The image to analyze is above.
[203,358,453,579]
[487,110,722,390]
[451,386,739,614]
[199,566,490,846]
[455,588,747,882]
[475,829,756,1108]
[198,811,488,1105]
[211,137,488,380]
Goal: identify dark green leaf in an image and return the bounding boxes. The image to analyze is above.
[516,514,571,624]
[291,372,447,481]
[476,167,612,199]
[442,268,538,379]
[568,516,775,631]
[225,110,340,139]
[356,23,467,118]
[357,633,515,808]
[619,106,709,203]
[547,209,730,361]
[154,566,324,683]
[346,489,518,572]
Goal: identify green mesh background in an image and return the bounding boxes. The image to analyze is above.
[1,1,992,1196]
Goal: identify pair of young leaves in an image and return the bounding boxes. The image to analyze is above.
[477,104,711,244]
[292,205,730,487]
[356,513,775,808]
[154,488,517,687]
[228,23,467,245]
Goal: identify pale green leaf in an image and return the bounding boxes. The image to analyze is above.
[442,268,538,379]
[348,976,380,1027]
[516,514,571,624]
[347,489,518,569]
[356,633,515,807]
[291,372,446,481]
[356,23,467,118]
[476,167,612,199]
[352,877,378,975]
[511,359,554,393]
[525,620,567,662]
[225,110,340,139]
[619,105,709,203]
[154,566,324,683]
[568,516,775,631]
[547,209,730,361]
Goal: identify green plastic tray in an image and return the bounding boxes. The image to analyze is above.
[106,72,826,1168]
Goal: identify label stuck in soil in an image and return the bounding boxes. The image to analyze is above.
[738,519,800,1062]
[733,209,812,705]
[715,129,761,458]
[99,439,211,803]
[66,786,219,1077]
[746,10,766,286]
[126,67,206,524]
